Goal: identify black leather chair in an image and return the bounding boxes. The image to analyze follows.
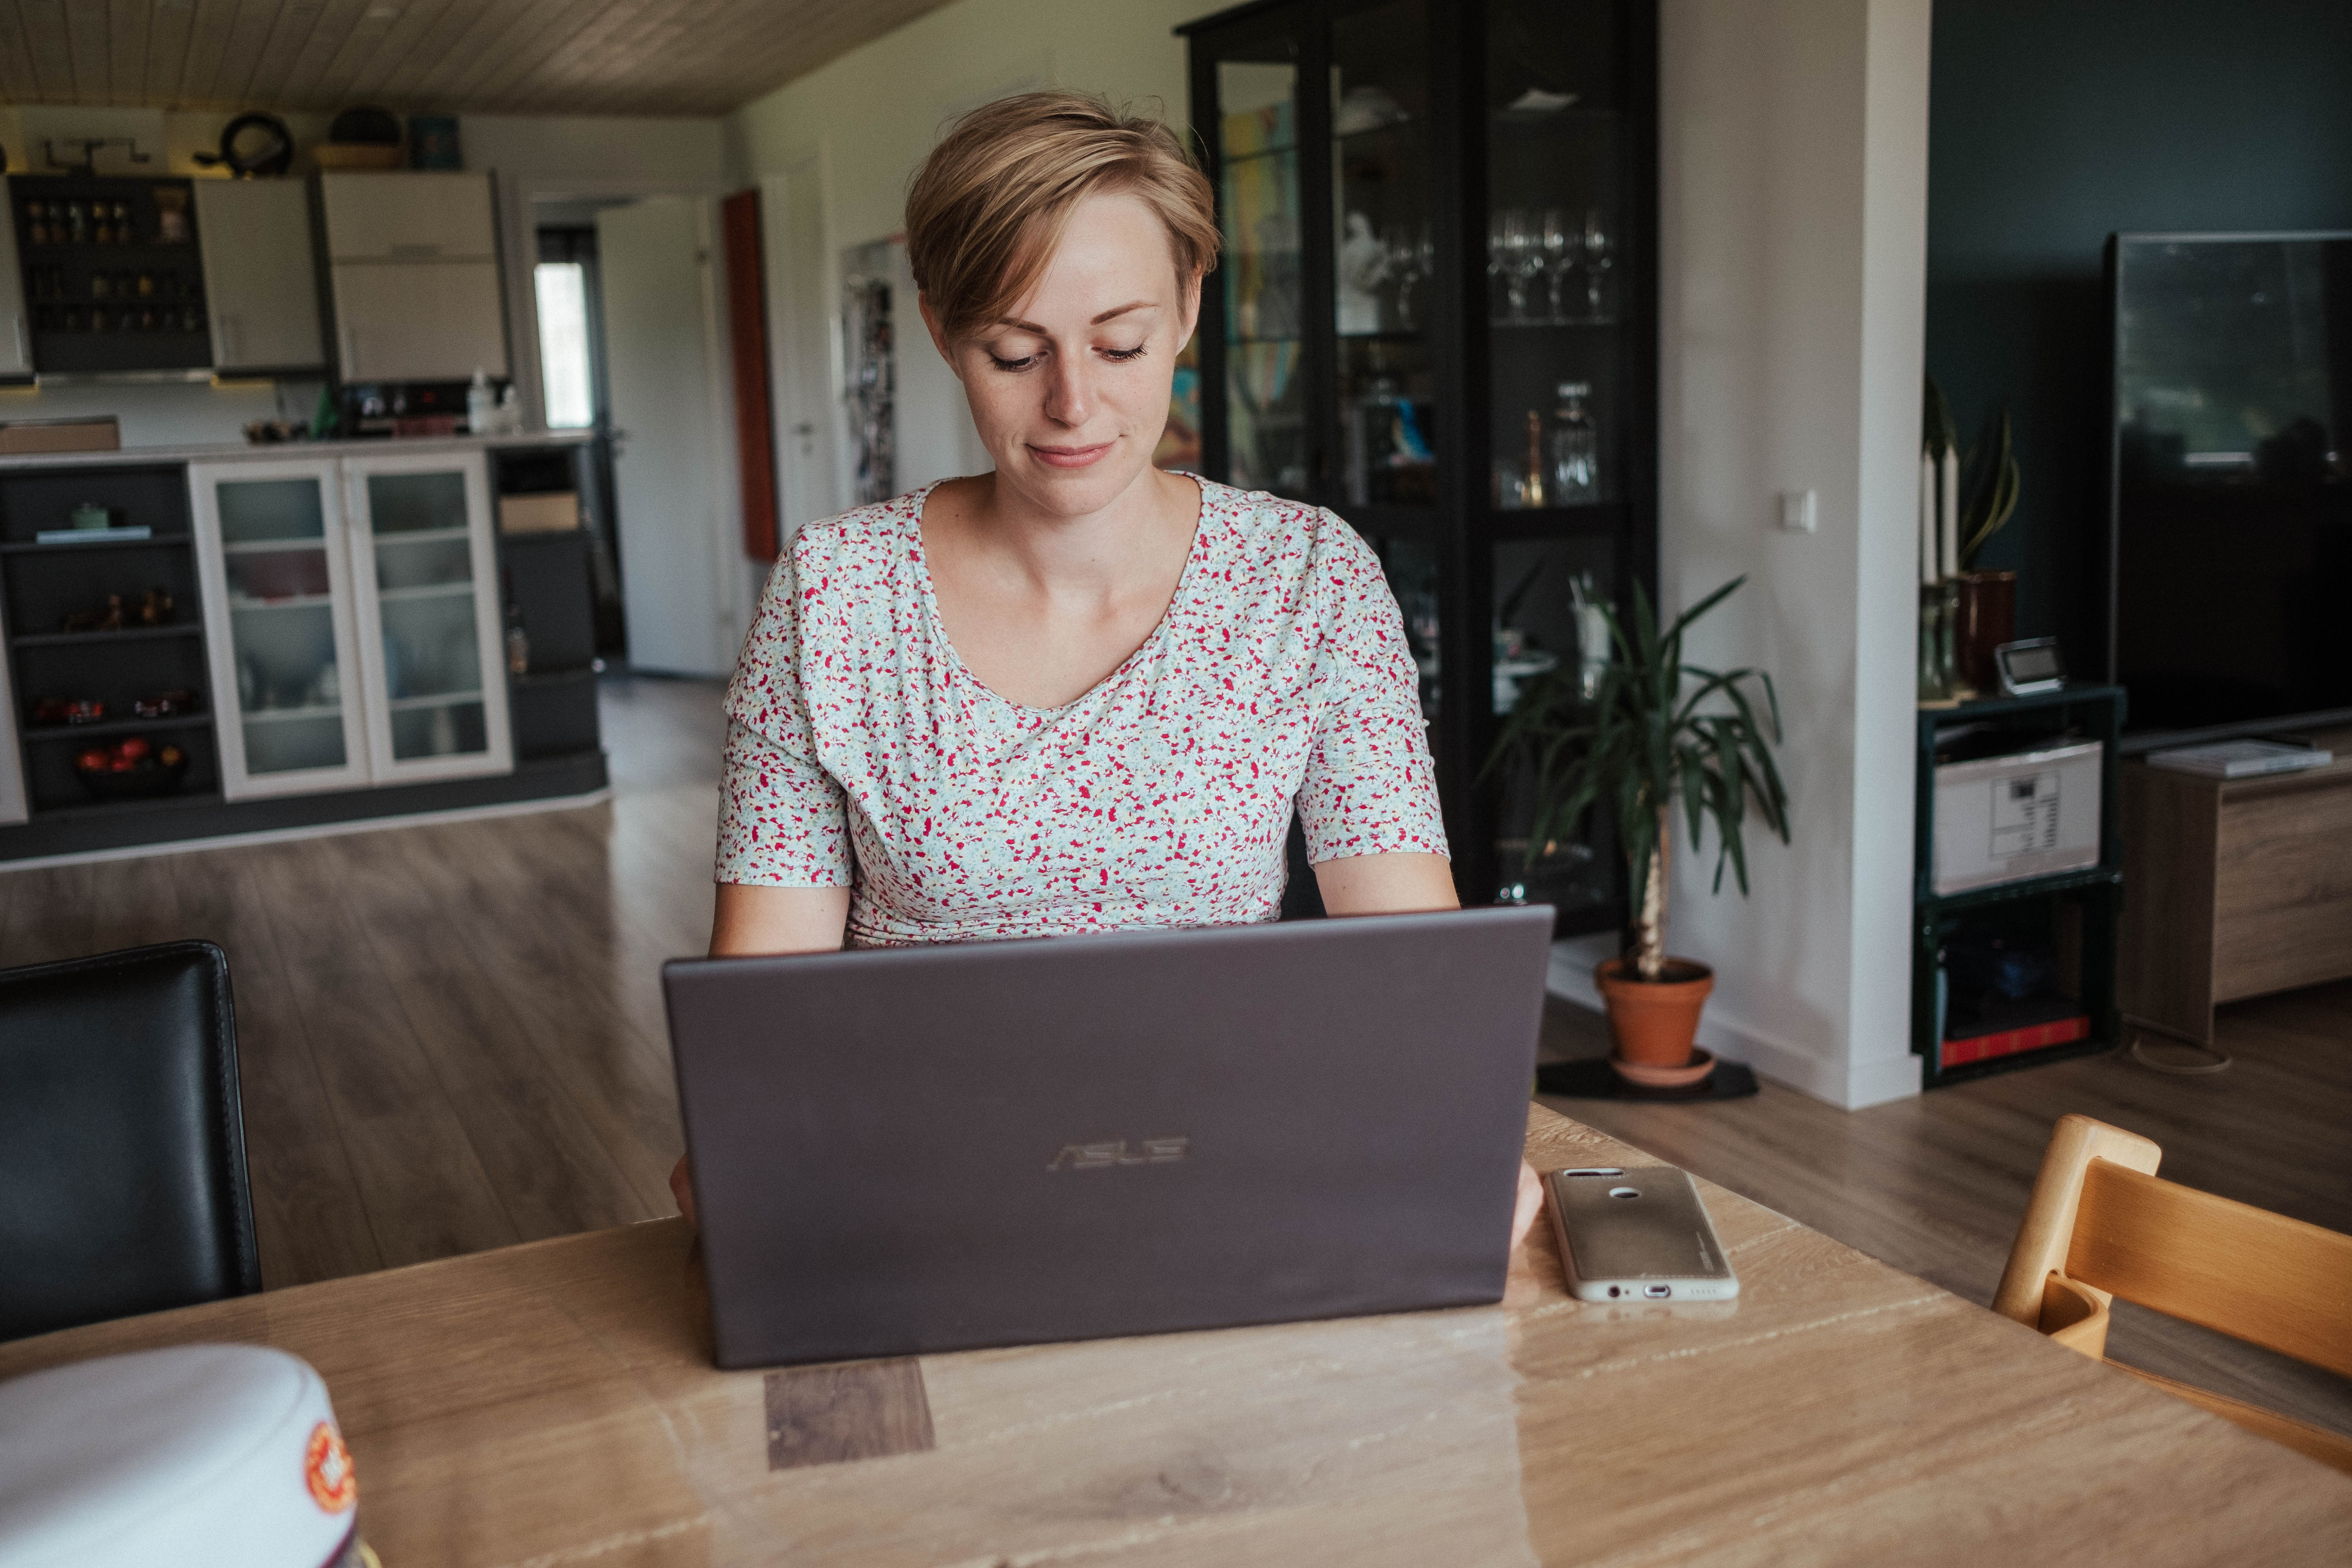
[0,940,261,1341]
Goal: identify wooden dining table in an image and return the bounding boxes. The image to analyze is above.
[5,1107,2347,1565]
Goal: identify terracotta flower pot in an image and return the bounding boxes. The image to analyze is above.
[1594,957,1715,1067]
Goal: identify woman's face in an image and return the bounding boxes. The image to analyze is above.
[924,191,1201,518]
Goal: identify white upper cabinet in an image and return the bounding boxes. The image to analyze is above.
[319,172,497,261]
[0,197,30,379]
[330,260,508,381]
[320,171,508,381]
[195,179,325,373]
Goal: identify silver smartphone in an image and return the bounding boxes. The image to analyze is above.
[1548,1165,1740,1302]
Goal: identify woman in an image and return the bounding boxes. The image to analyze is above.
[692,90,1539,1242]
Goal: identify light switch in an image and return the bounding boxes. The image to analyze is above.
[1779,489,1818,533]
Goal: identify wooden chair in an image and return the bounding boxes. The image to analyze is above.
[1994,1113,2352,1475]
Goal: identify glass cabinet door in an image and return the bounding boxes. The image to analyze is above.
[1487,534,1619,911]
[191,459,371,799]
[343,451,512,784]
[1332,0,1437,512]
[1484,0,1625,514]
[1216,45,1309,498]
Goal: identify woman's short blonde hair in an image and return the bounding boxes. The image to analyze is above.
[906,90,1219,345]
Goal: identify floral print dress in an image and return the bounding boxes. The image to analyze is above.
[714,477,1445,946]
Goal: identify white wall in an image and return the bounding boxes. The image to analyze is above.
[1550,0,1929,1109]
[727,0,1199,247]
[725,0,1205,505]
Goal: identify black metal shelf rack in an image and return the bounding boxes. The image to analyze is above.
[1911,685,2127,1088]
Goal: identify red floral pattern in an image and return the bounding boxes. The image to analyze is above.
[715,477,1446,946]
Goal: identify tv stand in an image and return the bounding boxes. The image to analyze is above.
[2119,726,2352,1044]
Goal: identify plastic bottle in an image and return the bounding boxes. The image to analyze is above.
[1550,381,1599,503]
[466,368,494,435]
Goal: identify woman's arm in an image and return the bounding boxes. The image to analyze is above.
[708,883,852,957]
[1312,850,1459,916]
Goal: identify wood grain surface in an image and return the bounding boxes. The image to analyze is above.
[2121,725,2352,1040]
[0,0,966,118]
[1,1108,2344,1566]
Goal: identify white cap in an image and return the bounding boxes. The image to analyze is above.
[0,1345,359,1568]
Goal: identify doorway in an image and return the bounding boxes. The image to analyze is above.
[530,193,748,680]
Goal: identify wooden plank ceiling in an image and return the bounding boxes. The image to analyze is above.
[0,0,961,118]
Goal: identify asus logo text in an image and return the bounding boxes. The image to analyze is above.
[1049,1137,1189,1170]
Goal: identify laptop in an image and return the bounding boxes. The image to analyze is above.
[663,906,1554,1369]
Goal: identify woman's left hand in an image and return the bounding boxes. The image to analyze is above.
[1511,1158,1544,1252]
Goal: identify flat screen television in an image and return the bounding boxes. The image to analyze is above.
[2103,231,2352,750]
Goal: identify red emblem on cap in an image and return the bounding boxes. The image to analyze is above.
[305,1422,356,1513]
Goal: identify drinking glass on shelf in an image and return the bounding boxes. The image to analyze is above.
[1386,225,1426,331]
[1581,206,1615,320]
[1503,210,1542,321]
[1486,211,1510,320]
[1539,209,1573,322]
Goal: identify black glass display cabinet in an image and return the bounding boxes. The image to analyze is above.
[1181,0,1659,929]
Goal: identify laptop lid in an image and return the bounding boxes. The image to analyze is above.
[664,906,1554,1369]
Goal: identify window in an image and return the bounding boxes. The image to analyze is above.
[534,261,594,429]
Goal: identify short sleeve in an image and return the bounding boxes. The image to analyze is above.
[1294,516,1450,863]
[713,554,854,886]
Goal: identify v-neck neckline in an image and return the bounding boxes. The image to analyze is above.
[909,475,1211,719]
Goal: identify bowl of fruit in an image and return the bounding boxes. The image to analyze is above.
[73,736,190,802]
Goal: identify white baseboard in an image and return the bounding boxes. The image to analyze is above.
[1547,936,1919,1110]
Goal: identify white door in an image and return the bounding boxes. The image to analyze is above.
[599,196,741,677]
[190,459,373,799]
[762,161,845,533]
[0,194,30,378]
[0,589,25,824]
[196,180,325,372]
[340,450,514,785]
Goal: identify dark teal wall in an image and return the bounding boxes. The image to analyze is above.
[1926,0,2352,662]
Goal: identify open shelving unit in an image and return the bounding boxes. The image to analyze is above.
[1910,685,2127,1087]
[0,463,221,820]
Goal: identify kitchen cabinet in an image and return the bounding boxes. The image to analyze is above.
[5,175,212,374]
[340,449,512,784]
[329,259,507,382]
[191,457,372,799]
[192,449,511,799]
[320,172,508,381]
[0,196,29,381]
[319,173,497,261]
[194,180,325,374]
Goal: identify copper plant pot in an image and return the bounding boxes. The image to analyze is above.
[1955,570,2016,694]
[1594,957,1715,1067]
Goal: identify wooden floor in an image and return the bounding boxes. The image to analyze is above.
[0,675,728,1288]
[4,673,2347,1441]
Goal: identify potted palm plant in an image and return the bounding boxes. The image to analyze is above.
[1490,576,1791,1085]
